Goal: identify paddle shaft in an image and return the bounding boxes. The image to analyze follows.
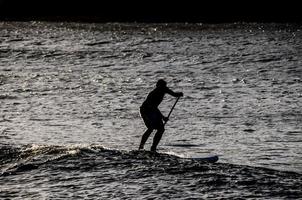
[164,96,180,126]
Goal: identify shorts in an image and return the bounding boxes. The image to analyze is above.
[140,107,163,130]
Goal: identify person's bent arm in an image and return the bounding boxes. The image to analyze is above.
[166,87,183,97]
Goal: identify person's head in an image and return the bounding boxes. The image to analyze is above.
[156,79,167,88]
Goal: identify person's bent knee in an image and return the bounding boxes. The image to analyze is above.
[157,126,165,133]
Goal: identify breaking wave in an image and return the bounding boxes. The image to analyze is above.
[1,144,301,199]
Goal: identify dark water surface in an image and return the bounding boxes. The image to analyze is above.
[1,144,301,199]
[0,22,302,199]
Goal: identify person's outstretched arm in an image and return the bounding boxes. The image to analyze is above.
[165,87,183,97]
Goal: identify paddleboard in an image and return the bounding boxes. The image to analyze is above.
[133,150,219,163]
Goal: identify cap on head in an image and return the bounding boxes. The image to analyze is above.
[156,79,167,88]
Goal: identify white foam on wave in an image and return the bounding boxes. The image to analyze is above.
[162,151,188,158]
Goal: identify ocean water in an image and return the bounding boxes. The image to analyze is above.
[0,21,301,199]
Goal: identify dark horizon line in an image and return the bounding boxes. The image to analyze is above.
[1,15,302,24]
[1,0,302,23]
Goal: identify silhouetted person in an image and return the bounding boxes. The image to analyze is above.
[139,79,183,152]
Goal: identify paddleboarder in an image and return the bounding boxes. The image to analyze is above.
[139,79,183,152]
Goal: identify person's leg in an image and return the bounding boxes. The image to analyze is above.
[139,128,153,150]
[150,126,165,152]
[139,107,154,150]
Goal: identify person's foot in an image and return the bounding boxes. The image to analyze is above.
[150,146,157,152]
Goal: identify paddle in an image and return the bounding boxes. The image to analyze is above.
[164,96,181,126]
